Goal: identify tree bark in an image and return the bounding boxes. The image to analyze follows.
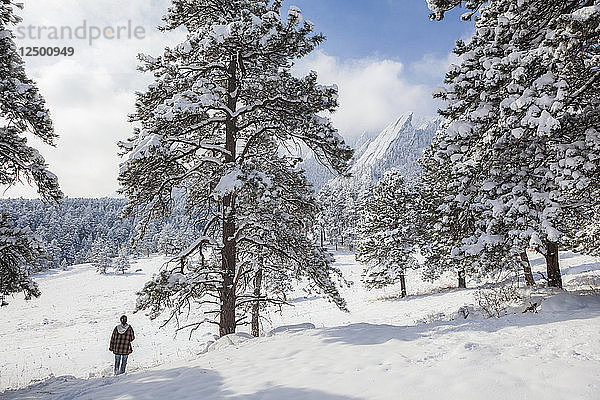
[251,267,263,337]
[220,56,238,337]
[520,251,535,286]
[220,194,236,336]
[399,273,407,298]
[544,241,562,288]
[458,269,466,288]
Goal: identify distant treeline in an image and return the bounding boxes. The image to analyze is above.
[0,198,194,269]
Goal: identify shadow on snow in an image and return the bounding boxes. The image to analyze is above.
[316,299,600,346]
[1,367,366,400]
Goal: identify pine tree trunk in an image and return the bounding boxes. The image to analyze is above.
[458,269,466,288]
[544,241,562,288]
[520,251,535,286]
[399,273,407,298]
[251,267,263,337]
[219,56,238,337]
[220,200,236,336]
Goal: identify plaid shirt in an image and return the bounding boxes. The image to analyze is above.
[109,325,135,355]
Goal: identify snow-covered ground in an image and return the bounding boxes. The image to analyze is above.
[1,250,600,399]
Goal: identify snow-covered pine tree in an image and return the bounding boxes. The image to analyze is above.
[317,183,357,250]
[426,0,487,21]
[138,139,347,337]
[40,238,61,269]
[423,0,556,285]
[120,0,352,336]
[157,223,176,256]
[232,141,347,336]
[114,246,131,274]
[546,2,600,259]
[0,213,43,302]
[0,1,61,202]
[356,169,422,297]
[317,184,343,248]
[419,140,475,288]
[424,0,600,288]
[91,237,112,274]
[342,194,359,250]
[0,1,62,302]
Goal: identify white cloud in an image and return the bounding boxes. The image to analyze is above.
[5,0,183,198]
[408,52,458,84]
[4,1,455,198]
[293,51,442,139]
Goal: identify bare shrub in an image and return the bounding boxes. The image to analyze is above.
[475,284,522,318]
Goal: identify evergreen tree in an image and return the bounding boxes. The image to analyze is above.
[317,183,349,250]
[41,238,61,269]
[91,237,112,274]
[0,1,61,201]
[546,1,600,259]
[138,141,347,337]
[356,169,422,297]
[423,0,600,288]
[419,141,474,288]
[114,246,131,274]
[233,144,347,336]
[0,1,62,302]
[0,213,42,302]
[342,194,358,250]
[426,0,487,21]
[121,0,352,336]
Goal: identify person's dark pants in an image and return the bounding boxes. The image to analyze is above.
[114,354,128,375]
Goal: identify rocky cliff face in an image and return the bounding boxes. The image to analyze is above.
[348,112,439,187]
[300,112,439,193]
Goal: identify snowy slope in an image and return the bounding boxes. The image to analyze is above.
[0,257,209,391]
[1,251,600,399]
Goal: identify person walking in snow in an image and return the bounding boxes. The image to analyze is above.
[109,315,135,375]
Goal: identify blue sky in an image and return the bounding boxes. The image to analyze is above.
[283,0,471,64]
[7,0,474,197]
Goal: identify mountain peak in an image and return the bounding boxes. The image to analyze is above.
[350,113,438,180]
[392,112,414,131]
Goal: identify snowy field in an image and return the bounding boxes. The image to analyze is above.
[1,250,600,399]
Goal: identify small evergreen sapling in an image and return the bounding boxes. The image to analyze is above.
[115,246,131,274]
[91,237,112,274]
